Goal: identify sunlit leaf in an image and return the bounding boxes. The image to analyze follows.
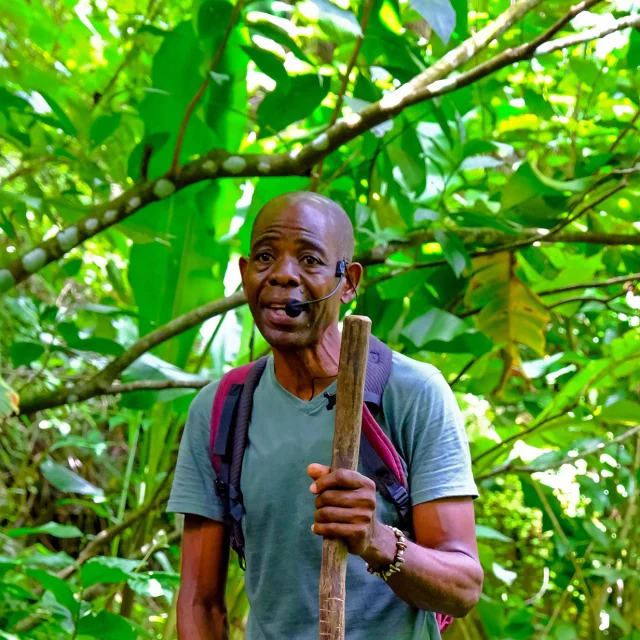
[40,458,104,497]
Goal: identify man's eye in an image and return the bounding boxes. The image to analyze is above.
[303,256,320,266]
[256,252,272,262]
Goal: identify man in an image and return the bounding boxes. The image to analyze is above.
[167,191,482,639]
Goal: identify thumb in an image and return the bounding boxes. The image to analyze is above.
[307,463,331,481]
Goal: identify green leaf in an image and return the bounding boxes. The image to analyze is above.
[258,74,328,135]
[250,20,313,65]
[501,162,567,211]
[434,230,471,278]
[40,458,104,497]
[241,45,290,90]
[409,0,456,44]
[598,399,640,424]
[38,92,77,136]
[128,182,236,368]
[76,610,136,640]
[81,557,142,588]
[302,0,362,41]
[529,160,590,194]
[523,89,554,120]
[0,375,19,417]
[9,341,45,367]
[27,568,78,616]
[9,522,84,539]
[401,307,492,356]
[89,113,122,147]
[475,524,513,543]
[69,337,125,356]
[569,58,600,87]
[197,0,233,39]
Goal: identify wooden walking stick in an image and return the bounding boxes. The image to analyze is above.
[318,315,371,640]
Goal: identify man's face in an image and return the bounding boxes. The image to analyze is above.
[239,200,350,350]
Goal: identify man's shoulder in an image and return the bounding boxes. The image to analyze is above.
[188,378,220,420]
[387,349,445,396]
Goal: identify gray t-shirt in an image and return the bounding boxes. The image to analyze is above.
[167,350,478,640]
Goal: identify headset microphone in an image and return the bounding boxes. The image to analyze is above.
[284,260,347,318]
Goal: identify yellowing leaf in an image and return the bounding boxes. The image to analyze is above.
[465,252,550,369]
[0,375,19,416]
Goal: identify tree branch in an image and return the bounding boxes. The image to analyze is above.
[547,291,627,310]
[476,426,640,481]
[0,0,545,293]
[610,106,640,152]
[537,271,640,296]
[108,379,209,394]
[18,291,246,414]
[169,0,245,174]
[309,0,375,190]
[15,231,640,414]
[534,13,640,56]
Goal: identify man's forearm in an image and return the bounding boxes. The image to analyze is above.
[177,596,229,640]
[363,524,484,617]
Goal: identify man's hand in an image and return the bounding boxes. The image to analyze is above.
[307,463,396,565]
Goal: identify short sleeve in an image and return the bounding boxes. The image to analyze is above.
[166,382,225,522]
[405,372,478,506]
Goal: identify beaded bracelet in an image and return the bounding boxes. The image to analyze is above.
[366,526,407,582]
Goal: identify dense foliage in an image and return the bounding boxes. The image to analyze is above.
[1,0,639,638]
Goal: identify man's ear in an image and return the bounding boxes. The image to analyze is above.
[340,261,362,304]
[239,256,248,287]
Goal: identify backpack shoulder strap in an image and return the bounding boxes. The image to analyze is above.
[364,334,393,406]
[360,337,410,520]
[209,357,269,569]
[209,361,256,473]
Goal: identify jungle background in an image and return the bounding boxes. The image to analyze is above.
[1,0,639,637]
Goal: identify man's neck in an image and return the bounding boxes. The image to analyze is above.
[271,326,341,400]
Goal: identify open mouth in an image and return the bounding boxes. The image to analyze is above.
[265,304,289,317]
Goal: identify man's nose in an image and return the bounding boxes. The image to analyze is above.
[268,256,300,287]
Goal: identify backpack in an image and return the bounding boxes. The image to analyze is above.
[208,335,453,634]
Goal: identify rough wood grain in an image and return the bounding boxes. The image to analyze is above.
[318,315,371,640]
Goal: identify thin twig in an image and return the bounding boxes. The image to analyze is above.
[170,0,245,174]
[532,481,600,637]
[548,291,626,310]
[610,107,640,152]
[538,271,640,296]
[476,425,640,480]
[309,0,375,190]
[108,379,209,394]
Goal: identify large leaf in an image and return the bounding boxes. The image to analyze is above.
[40,458,104,497]
[301,0,362,41]
[9,341,45,367]
[257,74,329,136]
[81,557,142,588]
[0,375,19,416]
[27,568,78,616]
[434,230,471,278]
[76,610,136,640]
[401,307,492,356]
[409,0,456,44]
[464,252,550,368]
[128,182,237,367]
[10,522,84,539]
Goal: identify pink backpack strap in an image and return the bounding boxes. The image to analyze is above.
[436,613,454,633]
[209,361,256,474]
[361,404,406,488]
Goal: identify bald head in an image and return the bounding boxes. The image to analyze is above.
[251,191,354,261]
